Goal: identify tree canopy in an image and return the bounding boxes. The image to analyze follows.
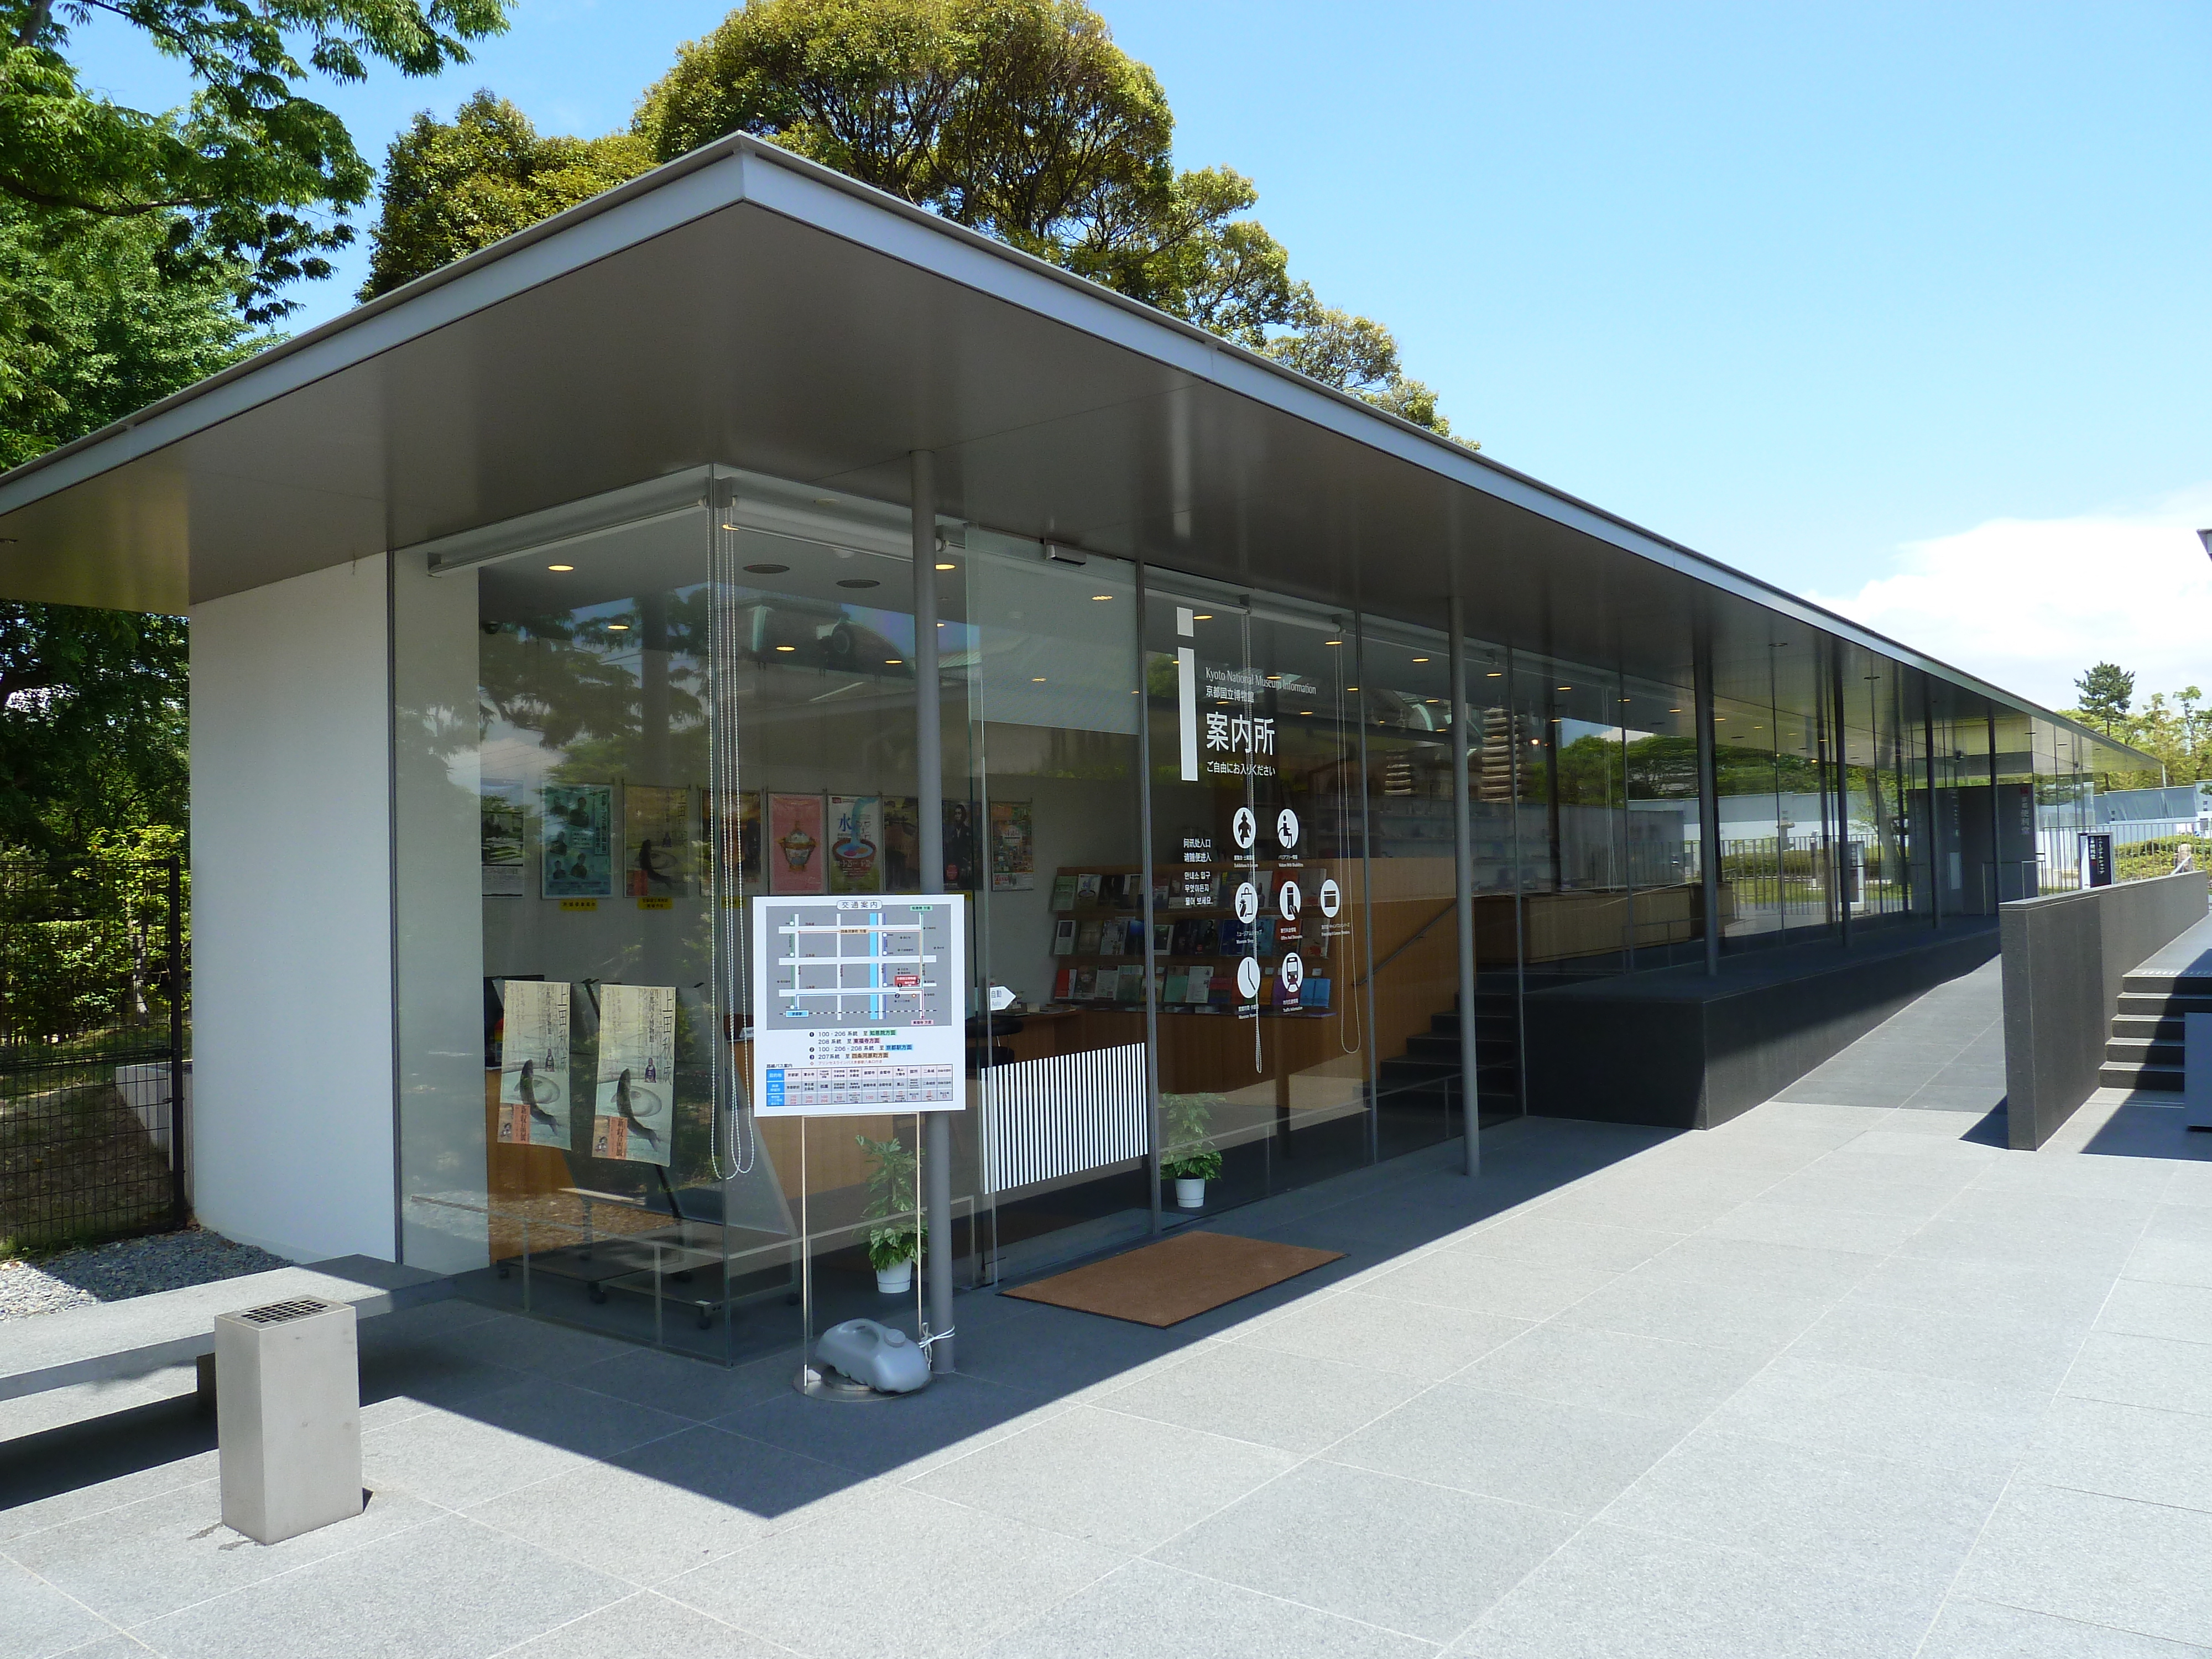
[2074,661,2136,735]
[361,91,652,299]
[2,0,512,320]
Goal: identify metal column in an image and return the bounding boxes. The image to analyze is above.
[1448,590,1480,1175]
[911,450,954,1375]
[1832,645,1852,947]
[1694,627,1721,977]
[1134,561,1162,1233]
[1923,698,1942,928]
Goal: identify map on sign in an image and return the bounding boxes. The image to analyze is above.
[750,895,967,1117]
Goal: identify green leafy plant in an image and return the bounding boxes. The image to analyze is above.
[1160,1091,1222,1183]
[857,1132,924,1270]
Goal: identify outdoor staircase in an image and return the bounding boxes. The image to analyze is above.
[1376,978,1522,1115]
[2098,962,2212,1092]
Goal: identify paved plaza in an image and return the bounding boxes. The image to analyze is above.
[5,961,2211,1658]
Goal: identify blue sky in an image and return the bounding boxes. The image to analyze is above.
[64,1,2212,706]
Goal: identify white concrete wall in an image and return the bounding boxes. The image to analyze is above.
[190,556,394,1262]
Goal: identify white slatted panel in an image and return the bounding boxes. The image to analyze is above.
[979,1043,1149,1194]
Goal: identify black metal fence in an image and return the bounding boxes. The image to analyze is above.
[0,857,186,1252]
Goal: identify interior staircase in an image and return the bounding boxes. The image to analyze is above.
[1376,977,1523,1117]
[2098,961,2211,1092]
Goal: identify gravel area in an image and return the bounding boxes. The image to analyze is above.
[0,1228,289,1322]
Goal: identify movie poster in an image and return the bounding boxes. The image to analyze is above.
[942,799,979,892]
[591,984,676,1166]
[700,787,763,889]
[767,792,827,895]
[497,979,572,1147]
[880,796,920,893]
[542,784,613,898]
[624,784,691,898]
[481,780,526,896]
[989,799,1035,893]
[827,795,885,894]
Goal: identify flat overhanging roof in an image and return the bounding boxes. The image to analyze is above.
[0,132,2148,769]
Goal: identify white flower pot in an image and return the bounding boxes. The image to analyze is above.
[875,1259,914,1295]
[1175,1177,1207,1210]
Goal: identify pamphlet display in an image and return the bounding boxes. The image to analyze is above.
[751,894,967,1117]
[591,983,676,1165]
[497,979,572,1146]
[542,784,613,898]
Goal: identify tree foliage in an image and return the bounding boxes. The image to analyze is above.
[2074,661,2136,736]
[361,91,653,298]
[1,0,511,320]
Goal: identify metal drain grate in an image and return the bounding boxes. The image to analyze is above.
[236,1298,337,1326]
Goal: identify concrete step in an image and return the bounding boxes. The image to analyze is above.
[2106,1037,2183,1066]
[2112,1014,2187,1041]
[2121,973,2212,999]
[2101,1060,2186,1091]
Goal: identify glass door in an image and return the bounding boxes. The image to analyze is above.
[1142,582,1372,1208]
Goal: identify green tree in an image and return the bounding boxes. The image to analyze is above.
[360,91,656,299]
[1,0,512,320]
[2075,661,2136,735]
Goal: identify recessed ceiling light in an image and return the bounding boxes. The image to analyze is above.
[547,564,573,572]
[744,562,789,575]
[605,623,629,631]
[1092,594,1112,601]
[1411,656,1429,663]
[1193,613,1212,620]
[1032,676,1047,683]
[836,578,879,589]
[1486,671,1502,677]
[775,644,796,652]
[885,658,902,665]
[936,561,957,571]
[1670,707,1682,713]
[1557,686,1572,691]
[1324,639,1342,646]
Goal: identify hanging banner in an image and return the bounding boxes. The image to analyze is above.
[591,984,676,1165]
[752,894,967,1115]
[497,979,572,1147]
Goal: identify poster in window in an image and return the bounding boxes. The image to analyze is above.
[700,787,763,888]
[767,792,827,895]
[880,796,920,893]
[481,780,526,896]
[942,800,979,891]
[827,795,884,893]
[988,800,1035,892]
[591,983,675,1166]
[624,784,691,898]
[497,979,572,1147]
[541,784,613,898]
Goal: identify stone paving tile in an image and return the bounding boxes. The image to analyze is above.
[496,1591,799,1659]
[1787,1298,2088,1393]
[2063,1332,2212,1418]
[1958,1482,2212,1649]
[1089,1339,1426,1455]
[1702,1357,2048,1482]
[2021,1395,2212,1513]
[1917,1598,2212,1658]
[1452,1322,1767,1428]
[1232,1289,1529,1383]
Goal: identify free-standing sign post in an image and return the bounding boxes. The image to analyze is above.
[2078,832,2114,890]
[750,895,966,1117]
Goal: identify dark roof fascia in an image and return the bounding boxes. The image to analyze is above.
[0,132,2143,763]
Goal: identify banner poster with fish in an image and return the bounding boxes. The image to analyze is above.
[827,795,884,894]
[497,979,572,1147]
[988,799,1035,892]
[592,983,676,1166]
[767,792,827,895]
[542,783,613,898]
[624,784,691,898]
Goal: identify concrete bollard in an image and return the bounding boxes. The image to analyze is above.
[216,1297,363,1545]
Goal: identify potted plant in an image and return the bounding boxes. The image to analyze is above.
[1161,1092,1224,1209]
[857,1133,925,1293]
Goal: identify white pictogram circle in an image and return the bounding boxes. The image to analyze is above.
[1318,878,1342,917]
[1233,881,1259,924]
[1235,956,1262,1000]
[1231,806,1257,849]
[1278,880,1301,922]
[1275,807,1300,849]
[1280,952,1305,995]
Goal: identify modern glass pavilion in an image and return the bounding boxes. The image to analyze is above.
[0,135,2145,1368]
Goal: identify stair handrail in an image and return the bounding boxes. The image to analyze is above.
[1354,898,1460,990]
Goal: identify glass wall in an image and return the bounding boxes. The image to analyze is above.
[390,463,2119,1365]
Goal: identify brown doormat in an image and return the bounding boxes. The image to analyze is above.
[1003,1230,1343,1327]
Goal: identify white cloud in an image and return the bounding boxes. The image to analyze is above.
[1807,488,2212,712]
